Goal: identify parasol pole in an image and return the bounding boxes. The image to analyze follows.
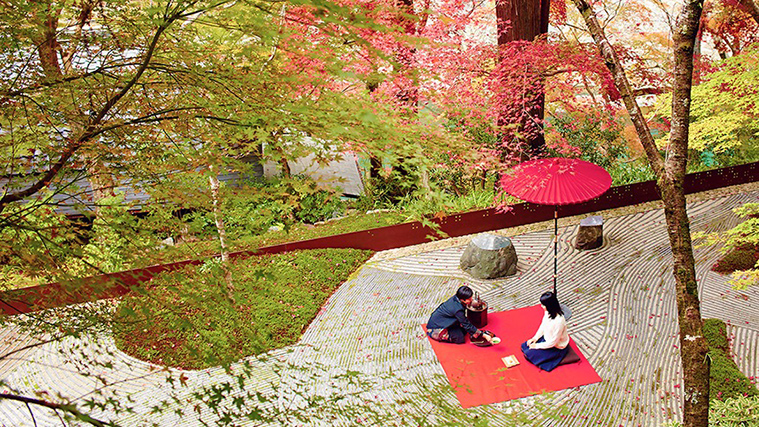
[555,206,571,319]
[553,207,558,296]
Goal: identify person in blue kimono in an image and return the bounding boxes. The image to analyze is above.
[521,291,570,371]
[426,285,484,344]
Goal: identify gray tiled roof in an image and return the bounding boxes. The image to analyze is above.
[1,166,264,216]
[2,150,368,216]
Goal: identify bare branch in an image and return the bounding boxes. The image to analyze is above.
[570,0,665,177]
[0,69,105,103]
[0,393,110,427]
[0,337,58,362]
[60,0,97,74]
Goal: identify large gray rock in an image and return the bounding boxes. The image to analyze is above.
[459,234,518,279]
[576,215,603,250]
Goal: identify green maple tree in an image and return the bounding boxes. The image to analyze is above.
[652,42,759,166]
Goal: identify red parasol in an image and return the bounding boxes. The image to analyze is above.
[500,157,612,300]
[499,157,612,206]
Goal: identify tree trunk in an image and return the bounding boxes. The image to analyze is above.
[666,2,710,423]
[279,157,292,178]
[495,0,550,158]
[86,152,118,203]
[738,0,759,26]
[32,3,117,206]
[33,5,62,79]
[495,0,549,45]
[570,0,664,175]
[570,0,710,425]
[660,180,710,426]
[420,168,431,196]
[394,0,418,108]
[693,15,704,85]
[208,165,235,299]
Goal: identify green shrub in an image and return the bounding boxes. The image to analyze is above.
[712,245,759,274]
[295,187,345,224]
[703,318,759,401]
[1,200,84,252]
[543,111,666,186]
[652,43,759,170]
[358,168,418,209]
[427,154,497,199]
[697,203,759,288]
[547,111,627,170]
[181,175,345,239]
[446,186,498,212]
[666,395,759,426]
[606,157,656,185]
[0,199,86,288]
[81,196,161,274]
[710,395,759,426]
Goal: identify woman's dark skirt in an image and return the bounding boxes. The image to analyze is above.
[521,337,569,372]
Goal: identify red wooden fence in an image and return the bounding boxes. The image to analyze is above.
[2,161,758,316]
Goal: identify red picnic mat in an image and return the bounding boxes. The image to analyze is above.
[423,305,602,408]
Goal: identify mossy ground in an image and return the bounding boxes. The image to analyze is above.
[113,248,374,370]
[703,318,759,401]
[712,244,759,274]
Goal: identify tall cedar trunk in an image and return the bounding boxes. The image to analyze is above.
[495,0,550,158]
[495,0,548,44]
[571,0,710,425]
[738,0,759,25]
[394,0,418,107]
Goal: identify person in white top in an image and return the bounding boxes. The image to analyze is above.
[520,291,570,371]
